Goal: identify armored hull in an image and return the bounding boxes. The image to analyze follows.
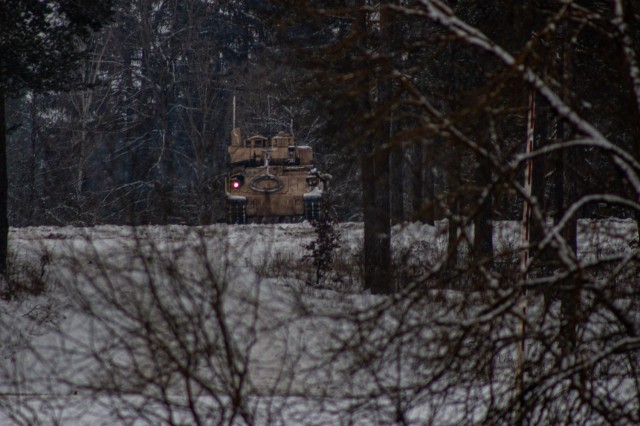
[225,129,328,223]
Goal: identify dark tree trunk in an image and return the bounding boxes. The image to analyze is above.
[424,150,435,225]
[473,150,493,265]
[390,142,404,225]
[0,94,7,275]
[447,174,460,271]
[363,2,392,294]
[28,94,39,224]
[553,112,564,239]
[411,141,423,220]
[365,142,391,294]
[388,11,403,226]
[557,23,577,255]
[530,95,549,266]
[556,21,578,354]
[411,140,435,225]
[621,0,640,244]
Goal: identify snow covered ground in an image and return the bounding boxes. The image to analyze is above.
[0,219,638,425]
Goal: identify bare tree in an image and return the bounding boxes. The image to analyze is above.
[4,1,640,425]
[0,0,113,277]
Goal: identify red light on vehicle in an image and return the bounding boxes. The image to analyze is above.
[230,175,244,191]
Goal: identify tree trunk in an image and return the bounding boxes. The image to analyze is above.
[365,142,391,294]
[363,2,392,294]
[388,11,403,226]
[424,150,435,225]
[390,142,404,225]
[411,141,423,220]
[557,22,577,255]
[411,140,435,225]
[0,94,8,275]
[531,94,549,266]
[28,94,38,223]
[446,169,460,271]
[556,21,578,354]
[473,150,493,266]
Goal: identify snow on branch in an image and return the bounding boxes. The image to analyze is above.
[410,0,640,196]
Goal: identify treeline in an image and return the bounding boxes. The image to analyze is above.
[262,0,640,292]
[6,0,640,235]
[2,2,640,423]
[6,0,307,226]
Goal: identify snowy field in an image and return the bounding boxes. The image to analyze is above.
[0,219,638,425]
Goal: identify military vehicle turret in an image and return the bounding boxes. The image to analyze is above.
[225,128,330,224]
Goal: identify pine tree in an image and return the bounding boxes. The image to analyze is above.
[0,0,113,277]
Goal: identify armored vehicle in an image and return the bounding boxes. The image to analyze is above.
[225,128,329,224]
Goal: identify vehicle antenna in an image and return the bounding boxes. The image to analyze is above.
[232,95,236,129]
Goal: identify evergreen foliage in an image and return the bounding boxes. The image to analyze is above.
[0,0,113,276]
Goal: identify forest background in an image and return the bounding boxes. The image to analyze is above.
[6,0,637,231]
[2,1,640,424]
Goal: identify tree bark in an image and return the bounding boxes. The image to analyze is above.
[390,141,404,225]
[556,21,578,354]
[366,142,392,294]
[531,95,549,265]
[411,140,435,224]
[388,11,403,226]
[363,2,392,294]
[473,150,493,265]
[411,141,423,220]
[446,159,460,271]
[0,94,8,275]
[424,149,435,225]
[28,94,38,223]
[557,22,577,255]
